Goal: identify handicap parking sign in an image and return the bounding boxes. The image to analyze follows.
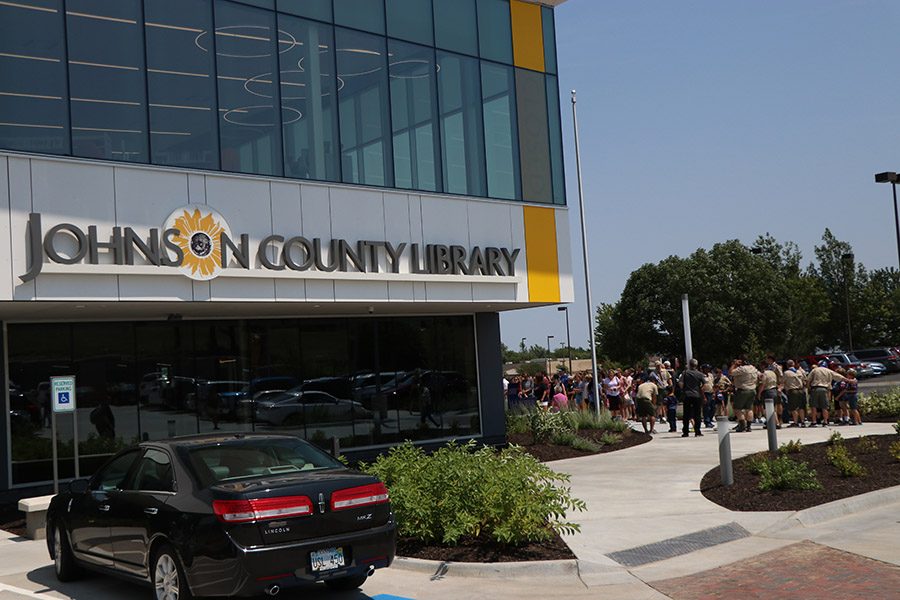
[51,376,76,414]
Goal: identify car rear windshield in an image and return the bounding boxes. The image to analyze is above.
[182,438,344,487]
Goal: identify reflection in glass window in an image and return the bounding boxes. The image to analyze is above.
[277,0,332,22]
[336,28,392,187]
[515,68,551,203]
[0,0,69,155]
[386,0,433,46]
[437,52,485,196]
[279,14,340,181]
[476,0,512,65]
[389,40,440,192]
[433,0,478,56]
[542,6,558,75]
[67,0,148,162]
[144,0,219,170]
[215,1,282,176]
[546,75,565,205]
[481,62,519,200]
[334,0,384,35]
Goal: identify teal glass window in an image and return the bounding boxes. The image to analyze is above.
[437,51,485,196]
[0,0,69,155]
[542,6,557,75]
[334,0,385,35]
[216,0,282,176]
[545,75,565,204]
[515,68,551,203]
[232,0,274,8]
[386,0,433,46]
[389,40,440,192]
[279,14,340,181]
[67,0,148,163]
[476,0,512,64]
[336,27,392,187]
[277,0,333,21]
[434,0,478,57]
[145,0,219,171]
[481,62,519,200]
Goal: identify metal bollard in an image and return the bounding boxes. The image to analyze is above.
[716,416,733,486]
[765,398,778,454]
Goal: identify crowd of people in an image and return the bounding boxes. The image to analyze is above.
[504,353,861,438]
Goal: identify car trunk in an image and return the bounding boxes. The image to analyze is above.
[210,469,391,547]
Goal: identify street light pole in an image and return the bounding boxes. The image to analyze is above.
[874,172,900,270]
[842,252,854,352]
[572,90,602,414]
[546,335,554,374]
[558,306,573,373]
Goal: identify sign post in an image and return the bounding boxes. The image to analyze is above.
[50,376,77,493]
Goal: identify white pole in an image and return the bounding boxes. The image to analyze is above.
[571,90,601,414]
[682,294,693,364]
[51,410,58,495]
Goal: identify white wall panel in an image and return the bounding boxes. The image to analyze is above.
[384,192,413,301]
[0,157,12,301]
[300,184,334,301]
[425,281,472,302]
[510,205,528,302]
[117,275,193,301]
[331,187,387,300]
[8,158,34,300]
[271,182,305,301]
[473,282,517,302]
[555,208,574,303]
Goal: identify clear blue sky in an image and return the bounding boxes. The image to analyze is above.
[501,0,900,351]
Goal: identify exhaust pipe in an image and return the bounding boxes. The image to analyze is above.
[265,584,280,596]
[367,565,376,577]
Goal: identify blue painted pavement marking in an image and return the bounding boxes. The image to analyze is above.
[371,595,415,600]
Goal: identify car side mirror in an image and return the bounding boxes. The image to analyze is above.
[68,478,89,494]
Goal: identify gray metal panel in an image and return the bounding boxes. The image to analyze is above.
[606,522,751,567]
[475,312,504,443]
[1,321,9,491]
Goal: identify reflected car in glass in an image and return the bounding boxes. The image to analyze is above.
[254,389,373,426]
[46,434,395,599]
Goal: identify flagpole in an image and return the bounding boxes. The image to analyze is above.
[571,90,602,414]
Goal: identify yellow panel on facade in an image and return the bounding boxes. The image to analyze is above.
[510,0,545,72]
[522,205,560,303]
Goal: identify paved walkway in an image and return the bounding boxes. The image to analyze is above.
[0,422,897,599]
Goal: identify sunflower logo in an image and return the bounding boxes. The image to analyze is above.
[163,205,231,281]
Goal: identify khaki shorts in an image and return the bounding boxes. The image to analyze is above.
[733,389,755,411]
[810,388,830,411]
[787,390,807,412]
[636,398,655,418]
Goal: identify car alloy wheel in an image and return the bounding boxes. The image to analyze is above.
[154,553,180,600]
[53,528,62,575]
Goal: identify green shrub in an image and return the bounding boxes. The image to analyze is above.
[747,452,770,475]
[893,420,900,436]
[858,389,900,419]
[598,432,622,446]
[530,409,573,444]
[826,444,867,477]
[569,435,603,453]
[506,410,531,435]
[361,441,586,546]
[778,439,803,455]
[756,456,822,492]
[890,441,900,462]
[855,436,878,454]
[561,409,627,433]
[828,431,844,446]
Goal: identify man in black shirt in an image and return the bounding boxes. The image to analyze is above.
[679,358,706,437]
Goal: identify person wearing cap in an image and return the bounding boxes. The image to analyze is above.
[729,355,759,432]
[679,358,706,437]
[783,359,807,427]
[835,368,861,426]
[757,357,782,428]
[634,374,658,434]
[701,363,715,429]
[649,360,671,423]
[806,362,846,427]
[713,367,731,419]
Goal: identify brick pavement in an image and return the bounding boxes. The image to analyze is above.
[651,541,900,600]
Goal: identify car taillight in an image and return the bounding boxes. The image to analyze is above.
[213,496,313,524]
[330,483,390,511]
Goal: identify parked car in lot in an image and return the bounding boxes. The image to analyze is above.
[851,347,900,373]
[826,353,876,378]
[46,433,395,599]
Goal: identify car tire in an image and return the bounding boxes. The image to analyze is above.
[52,525,82,582]
[324,574,368,591]
[152,544,193,600]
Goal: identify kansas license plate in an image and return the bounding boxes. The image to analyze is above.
[310,547,345,572]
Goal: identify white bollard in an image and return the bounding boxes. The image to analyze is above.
[765,398,778,454]
[716,416,733,486]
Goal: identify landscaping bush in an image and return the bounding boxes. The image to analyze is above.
[598,432,623,446]
[551,431,602,453]
[858,389,900,419]
[529,408,573,444]
[361,441,586,546]
[855,436,878,454]
[562,409,628,433]
[506,410,531,435]
[756,456,822,491]
[890,441,900,462]
[893,420,900,436]
[828,431,844,446]
[826,444,867,477]
[778,439,803,455]
[747,452,770,475]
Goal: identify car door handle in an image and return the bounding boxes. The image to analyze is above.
[98,505,110,512]
[144,508,158,516]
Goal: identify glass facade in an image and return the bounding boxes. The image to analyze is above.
[0,0,564,204]
[7,315,481,486]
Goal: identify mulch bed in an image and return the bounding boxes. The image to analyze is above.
[507,427,652,462]
[0,502,26,537]
[702,433,900,512]
[397,531,575,562]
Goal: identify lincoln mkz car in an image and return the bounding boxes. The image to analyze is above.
[46,434,396,599]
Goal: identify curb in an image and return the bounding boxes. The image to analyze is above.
[760,484,900,533]
[391,556,579,578]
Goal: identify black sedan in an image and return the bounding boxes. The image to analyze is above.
[46,433,396,599]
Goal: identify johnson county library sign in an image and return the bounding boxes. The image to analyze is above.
[21,206,521,283]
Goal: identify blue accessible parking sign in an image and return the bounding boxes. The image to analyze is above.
[51,376,76,414]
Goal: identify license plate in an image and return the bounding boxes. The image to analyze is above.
[310,547,345,572]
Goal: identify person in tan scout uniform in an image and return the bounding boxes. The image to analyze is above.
[783,359,807,427]
[729,356,759,432]
[757,355,782,428]
[806,362,846,427]
[634,374,658,434]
